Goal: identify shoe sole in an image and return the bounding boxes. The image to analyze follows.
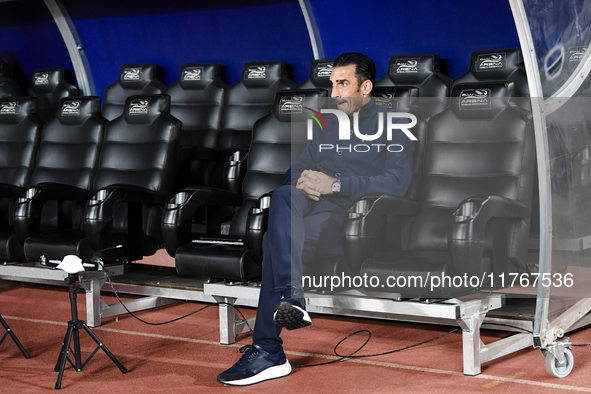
[273,301,312,331]
[218,360,292,386]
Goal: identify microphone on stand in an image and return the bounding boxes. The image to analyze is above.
[85,244,124,270]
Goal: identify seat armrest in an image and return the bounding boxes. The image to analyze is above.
[449,195,529,277]
[245,192,273,265]
[223,149,249,196]
[14,184,94,243]
[161,187,242,256]
[0,182,26,198]
[343,194,419,273]
[84,185,168,251]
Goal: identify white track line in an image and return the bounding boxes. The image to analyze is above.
[4,315,591,392]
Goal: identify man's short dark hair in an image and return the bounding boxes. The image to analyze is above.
[333,52,376,87]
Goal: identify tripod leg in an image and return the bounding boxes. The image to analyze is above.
[82,324,127,374]
[0,315,30,359]
[55,325,74,390]
[73,326,83,371]
[54,323,72,372]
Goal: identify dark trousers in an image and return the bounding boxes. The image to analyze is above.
[252,185,347,353]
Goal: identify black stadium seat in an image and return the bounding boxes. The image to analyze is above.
[294,86,429,286]
[0,97,42,262]
[189,60,297,209]
[451,48,530,109]
[218,61,296,169]
[375,54,451,118]
[164,63,228,188]
[14,96,106,262]
[162,89,328,281]
[28,67,78,122]
[295,58,336,95]
[84,94,181,262]
[357,81,535,298]
[15,94,181,263]
[0,58,22,98]
[102,64,166,121]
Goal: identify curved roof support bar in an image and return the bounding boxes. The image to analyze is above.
[508,0,552,347]
[43,0,96,96]
[299,0,325,60]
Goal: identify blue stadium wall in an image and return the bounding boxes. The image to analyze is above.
[0,0,519,98]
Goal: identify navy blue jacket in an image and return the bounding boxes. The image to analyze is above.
[286,99,414,209]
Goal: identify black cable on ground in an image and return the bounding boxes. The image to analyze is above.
[98,262,253,330]
[293,327,459,367]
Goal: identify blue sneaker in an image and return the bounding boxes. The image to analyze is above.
[217,344,291,386]
[273,299,311,330]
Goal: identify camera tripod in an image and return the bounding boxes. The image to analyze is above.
[54,272,127,389]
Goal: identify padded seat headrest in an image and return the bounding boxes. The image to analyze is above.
[119,64,160,89]
[272,89,328,122]
[469,48,524,79]
[122,94,171,123]
[309,58,336,86]
[30,67,68,93]
[178,63,221,89]
[57,96,102,125]
[451,81,514,119]
[242,61,288,88]
[371,86,419,112]
[0,97,37,124]
[388,54,441,83]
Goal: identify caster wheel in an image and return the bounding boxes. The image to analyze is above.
[545,348,574,378]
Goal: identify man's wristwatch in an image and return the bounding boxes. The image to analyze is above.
[331,179,341,194]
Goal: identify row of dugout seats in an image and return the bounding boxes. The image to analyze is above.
[162,79,536,299]
[160,49,536,298]
[0,47,536,299]
[0,94,180,264]
[21,49,530,190]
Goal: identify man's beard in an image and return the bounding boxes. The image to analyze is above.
[334,88,363,115]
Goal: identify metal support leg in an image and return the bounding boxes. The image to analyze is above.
[79,276,106,327]
[214,296,238,345]
[457,300,487,376]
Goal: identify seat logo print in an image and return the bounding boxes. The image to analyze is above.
[477,53,506,70]
[129,99,149,115]
[122,68,142,81]
[374,93,396,109]
[0,101,17,115]
[279,95,304,114]
[568,46,587,63]
[34,72,50,85]
[247,66,267,79]
[315,63,333,78]
[460,89,491,109]
[395,59,419,74]
[183,67,202,81]
[62,100,81,116]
